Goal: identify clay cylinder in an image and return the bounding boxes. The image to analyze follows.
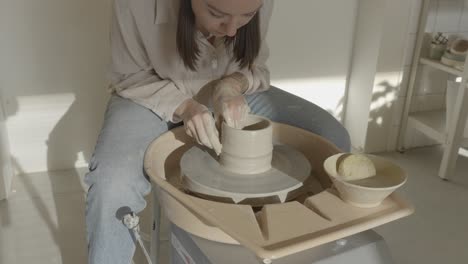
[220,115,273,174]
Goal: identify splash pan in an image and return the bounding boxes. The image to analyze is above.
[180,144,311,205]
[144,122,414,261]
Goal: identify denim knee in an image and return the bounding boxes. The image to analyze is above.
[329,123,351,152]
[85,160,151,217]
[247,87,352,152]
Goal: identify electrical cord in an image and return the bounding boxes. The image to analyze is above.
[123,212,154,264]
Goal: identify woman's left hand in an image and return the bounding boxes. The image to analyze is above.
[212,73,250,128]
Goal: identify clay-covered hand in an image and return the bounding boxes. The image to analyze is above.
[175,99,222,155]
[212,73,250,129]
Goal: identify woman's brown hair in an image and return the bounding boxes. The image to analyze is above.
[176,0,261,71]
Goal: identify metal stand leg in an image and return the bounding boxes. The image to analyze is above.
[150,183,161,264]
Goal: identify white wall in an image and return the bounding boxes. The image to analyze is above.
[0,0,358,174]
[0,0,111,174]
[344,0,414,153]
[267,0,358,121]
[364,0,413,152]
[344,0,386,152]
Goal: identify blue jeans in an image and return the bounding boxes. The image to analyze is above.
[84,86,350,264]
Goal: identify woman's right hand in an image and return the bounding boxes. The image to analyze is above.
[175,99,222,155]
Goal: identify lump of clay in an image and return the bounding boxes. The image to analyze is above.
[337,154,376,181]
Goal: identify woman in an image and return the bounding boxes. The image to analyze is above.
[85,0,350,263]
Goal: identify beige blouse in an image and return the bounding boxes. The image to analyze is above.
[109,0,274,122]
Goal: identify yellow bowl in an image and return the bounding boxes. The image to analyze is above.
[324,153,407,208]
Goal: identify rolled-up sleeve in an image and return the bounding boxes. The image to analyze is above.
[109,0,190,123]
[238,1,274,95]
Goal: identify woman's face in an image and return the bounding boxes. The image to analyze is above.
[191,0,263,37]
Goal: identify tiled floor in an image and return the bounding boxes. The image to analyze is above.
[1,146,467,264]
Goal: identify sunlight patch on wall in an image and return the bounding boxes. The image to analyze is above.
[370,72,401,111]
[271,77,347,121]
[6,93,76,174]
[368,71,402,128]
[75,151,88,169]
[459,147,468,158]
[370,92,397,112]
[376,116,383,126]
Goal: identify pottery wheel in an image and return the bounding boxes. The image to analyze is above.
[180,145,311,204]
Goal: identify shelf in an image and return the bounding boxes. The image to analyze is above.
[420,58,463,77]
[399,0,468,179]
[408,110,468,145]
[408,110,446,143]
